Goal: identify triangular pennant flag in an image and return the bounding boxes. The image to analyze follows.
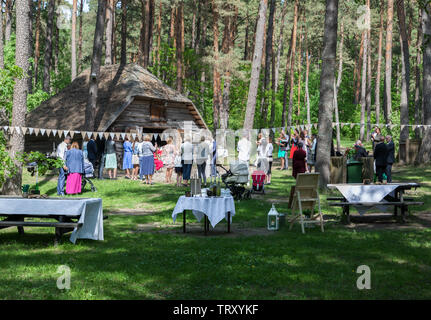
[98,132,104,139]
[350,123,355,129]
[70,131,75,138]
[154,133,159,139]
[15,127,21,135]
[40,128,46,136]
[28,127,34,135]
[331,123,336,129]
[46,129,52,137]
[115,133,121,140]
[21,127,28,134]
[3,126,8,132]
[313,123,318,129]
[131,133,137,140]
[390,124,396,130]
[52,129,57,137]
[34,128,40,136]
[57,130,63,138]
[104,132,110,140]
[62,130,68,138]
[9,126,14,134]
[121,133,126,140]
[271,128,276,133]
[413,125,417,130]
[400,125,406,131]
[110,132,115,140]
[92,132,98,139]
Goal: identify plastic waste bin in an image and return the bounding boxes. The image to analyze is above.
[347,160,363,183]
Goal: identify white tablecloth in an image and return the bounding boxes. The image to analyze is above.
[172,196,235,228]
[0,197,104,244]
[332,185,399,215]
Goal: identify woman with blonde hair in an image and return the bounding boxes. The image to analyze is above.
[162,137,176,184]
[139,134,156,185]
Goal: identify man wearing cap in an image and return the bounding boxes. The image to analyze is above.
[56,135,71,196]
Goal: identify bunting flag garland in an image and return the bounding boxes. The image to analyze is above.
[115,133,121,140]
[98,132,104,139]
[46,129,52,137]
[28,127,34,135]
[40,128,46,136]
[110,132,115,140]
[70,131,75,138]
[104,132,110,140]
[120,133,126,140]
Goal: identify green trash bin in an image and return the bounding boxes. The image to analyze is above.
[347,160,363,183]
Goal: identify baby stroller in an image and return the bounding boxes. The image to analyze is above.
[251,170,266,194]
[81,159,97,192]
[218,162,251,200]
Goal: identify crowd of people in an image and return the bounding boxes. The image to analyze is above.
[54,126,397,196]
[55,133,214,195]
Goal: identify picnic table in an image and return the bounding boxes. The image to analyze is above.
[327,183,423,223]
[172,195,235,235]
[0,196,104,244]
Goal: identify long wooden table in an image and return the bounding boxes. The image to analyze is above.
[327,183,423,223]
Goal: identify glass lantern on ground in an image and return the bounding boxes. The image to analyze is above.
[267,204,280,231]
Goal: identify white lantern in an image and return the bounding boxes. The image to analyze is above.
[267,204,279,231]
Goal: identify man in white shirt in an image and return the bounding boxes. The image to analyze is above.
[237,133,251,164]
[196,136,210,185]
[181,137,194,185]
[56,135,71,196]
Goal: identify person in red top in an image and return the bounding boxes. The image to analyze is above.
[292,142,308,179]
[154,145,164,172]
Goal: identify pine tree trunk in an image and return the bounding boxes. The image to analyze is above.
[360,29,368,141]
[384,0,394,123]
[281,26,294,128]
[71,0,78,80]
[3,0,31,195]
[0,2,3,69]
[297,21,304,120]
[366,28,372,141]
[155,0,162,75]
[5,0,12,43]
[33,0,42,86]
[120,0,127,65]
[397,0,410,143]
[243,0,268,130]
[375,0,384,125]
[334,20,344,151]
[274,0,288,94]
[84,0,106,131]
[105,0,114,65]
[306,50,311,127]
[414,8,423,138]
[211,0,221,131]
[417,3,431,164]
[315,0,339,189]
[287,0,299,129]
[354,33,364,105]
[260,0,276,128]
[43,0,55,93]
[175,1,184,93]
[78,0,84,72]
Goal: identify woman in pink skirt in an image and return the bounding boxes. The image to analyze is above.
[64,142,85,195]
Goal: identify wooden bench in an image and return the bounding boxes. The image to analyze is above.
[0,215,81,245]
[328,201,424,224]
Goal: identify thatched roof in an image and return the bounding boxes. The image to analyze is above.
[26,63,207,132]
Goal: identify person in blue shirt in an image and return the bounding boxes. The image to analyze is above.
[123,137,133,179]
[64,142,85,195]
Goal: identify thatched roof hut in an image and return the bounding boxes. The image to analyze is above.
[26,63,208,132]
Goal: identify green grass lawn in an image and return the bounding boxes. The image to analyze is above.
[0,164,430,299]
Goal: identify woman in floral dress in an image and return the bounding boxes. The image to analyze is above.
[162,137,176,184]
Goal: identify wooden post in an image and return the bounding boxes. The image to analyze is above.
[227,212,231,233]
